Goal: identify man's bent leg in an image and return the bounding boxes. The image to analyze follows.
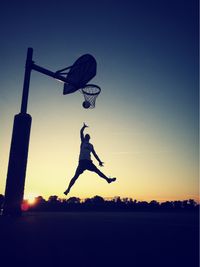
[93,167,110,182]
[91,165,116,184]
[64,167,83,195]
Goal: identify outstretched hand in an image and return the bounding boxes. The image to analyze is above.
[83,122,88,128]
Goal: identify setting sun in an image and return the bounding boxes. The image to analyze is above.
[25,193,38,205]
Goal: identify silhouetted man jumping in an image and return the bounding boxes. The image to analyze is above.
[64,123,116,195]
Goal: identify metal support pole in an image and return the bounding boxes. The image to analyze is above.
[21,47,33,114]
[3,114,32,216]
[2,47,71,216]
[3,48,33,216]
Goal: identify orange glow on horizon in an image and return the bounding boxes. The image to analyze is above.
[24,192,38,205]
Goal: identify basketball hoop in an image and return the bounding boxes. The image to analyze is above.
[80,84,101,109]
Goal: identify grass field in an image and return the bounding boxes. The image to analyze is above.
[0,211,198,267]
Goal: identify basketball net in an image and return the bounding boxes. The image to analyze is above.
[80,84,101,109]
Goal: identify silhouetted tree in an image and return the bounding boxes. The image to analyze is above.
[19,194,199,212]
[84,198,92,205]
[149,200,160,210]
[67,197,81,204]
[122,198,129,204]
[114,196,122,203]
[160,201,173,210]
[91,195,105,205]
[173,201,182,210]
[188,199,197,208]
[137,201,149,210]
[47,195,62,211]
[48,195,59,203]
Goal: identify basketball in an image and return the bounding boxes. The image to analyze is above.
[82,101,91,109]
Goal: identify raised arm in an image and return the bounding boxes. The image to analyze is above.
[80,123,88,142]
[91,146,104,166]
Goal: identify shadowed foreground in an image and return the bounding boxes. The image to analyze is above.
[0,212,198,267]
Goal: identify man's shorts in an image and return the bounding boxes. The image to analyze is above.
[76,160,98,174]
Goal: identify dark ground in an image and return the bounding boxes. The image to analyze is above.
[0,211,199,267]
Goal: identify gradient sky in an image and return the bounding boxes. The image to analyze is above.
[0,0,199,201]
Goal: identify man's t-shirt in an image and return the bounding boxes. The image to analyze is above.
[79,141,93,161]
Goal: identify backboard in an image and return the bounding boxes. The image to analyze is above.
[63,54,97,95]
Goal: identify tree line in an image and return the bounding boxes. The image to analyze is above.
[0,194,198,212]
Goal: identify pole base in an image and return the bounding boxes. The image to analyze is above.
[3,113,32,216]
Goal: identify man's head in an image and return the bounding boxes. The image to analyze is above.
[85,134,90,142]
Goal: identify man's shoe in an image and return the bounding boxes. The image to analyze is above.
[64,189,70,196]
[108,178,116,184]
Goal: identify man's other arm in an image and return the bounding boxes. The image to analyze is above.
[91,146,104,166]
[80,123,88,142]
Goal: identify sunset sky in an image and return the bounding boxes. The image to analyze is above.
[0,0,198,202]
